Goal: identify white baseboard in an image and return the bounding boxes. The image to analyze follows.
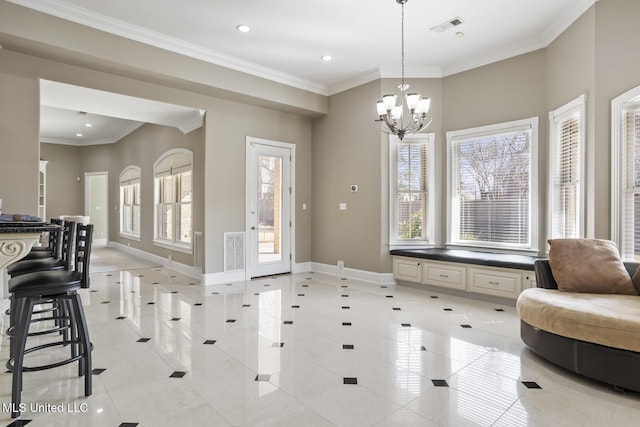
[310,262,396,285]
[104,246,394,286]
[107,242,202,280]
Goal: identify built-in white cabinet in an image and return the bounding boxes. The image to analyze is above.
[392,255,533,299]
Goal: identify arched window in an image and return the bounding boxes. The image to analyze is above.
[120,165,141,239]
[154,149,193,252]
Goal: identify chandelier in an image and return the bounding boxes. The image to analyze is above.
[375,0,432,141]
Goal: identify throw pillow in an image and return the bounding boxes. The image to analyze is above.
[548,238,637,295]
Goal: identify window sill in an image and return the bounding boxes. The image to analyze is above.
[120,233,141,242]
[153,239,192,255]
[389,242,434,251]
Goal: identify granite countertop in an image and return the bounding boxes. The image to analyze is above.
[0,222,60,233]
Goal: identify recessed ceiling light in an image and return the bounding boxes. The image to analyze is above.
[455,31,465,38]
[85,123,93,127]
[236,24,251,33]
[76,133,83,137]
[321,55,332,62]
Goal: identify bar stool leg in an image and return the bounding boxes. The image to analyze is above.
[10,297,35,418]
[70,293,92,395]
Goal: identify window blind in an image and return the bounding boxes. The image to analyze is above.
[394,142,428,240]
[621,109,640,259]
[450,128,532,248]
[550,110,581,239]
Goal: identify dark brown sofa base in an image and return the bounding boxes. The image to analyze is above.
[521,320,640,393]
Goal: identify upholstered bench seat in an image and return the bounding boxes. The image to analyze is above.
[518,288,640,353]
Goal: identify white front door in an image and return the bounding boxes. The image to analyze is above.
[84,172,108,246]
[246,137,294,278]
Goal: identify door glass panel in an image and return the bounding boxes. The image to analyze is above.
[258,155,282,264]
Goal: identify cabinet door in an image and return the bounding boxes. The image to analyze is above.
[424,262,467,290]
[393,257,422,283]
[468,267,522,298]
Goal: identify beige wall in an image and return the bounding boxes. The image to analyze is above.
[40,143,84,218]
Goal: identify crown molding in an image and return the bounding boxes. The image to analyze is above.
[8,0,329,96]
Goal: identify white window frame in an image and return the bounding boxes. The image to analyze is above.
[446,117,539,252]
[548,94,586,241]
[153,148,193,254]
[119,165,141,241]
[389,133,436,249]
[611,85,640,260]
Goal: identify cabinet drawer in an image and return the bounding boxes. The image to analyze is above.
[393,257,422,283]
[424,263,466,290]
[469,268,521,297]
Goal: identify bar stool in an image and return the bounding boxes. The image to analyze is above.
[6,223,94,418]
[7,221,75,277]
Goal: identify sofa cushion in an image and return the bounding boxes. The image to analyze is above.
[517,288,640,352]
[548,238,637,295]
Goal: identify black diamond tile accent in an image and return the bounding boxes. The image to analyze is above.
[306,277,312,280]
[343,377,358,385]
[264,284,271,287]
[203,340,217,345]
[272,342,285,347]
[302,284,309,287]
[242,304,251,307]
[342,344,354,350]
[212,292,220,295]
[291,305,300,308]
[91,368,106,375]
[170,275,177,278]
[152,282,159,285]
[106,274,112,276]
[297,293,305,296]
[460,324,472,328]
[89,290,98,293]
[341,295,349,298]
[386,295,394,298]
[138,275,144,278]
[116,281,121,284]
[7,420,33,426]
[381,285,388,288]
[101,301,111,304]
[226,283,233,286]
[342,306,350,309]
[420,345,427,351]
[171,291,178,294]
[522,381,542,389]
[283,320,293,325]
[171,317,181,321]
[147,302,155,305]
[226,319,236,323]
[392,307,401,311]
[119,424,139,427]
[170,371,187,378]
[189,283,196,286]
[430,295,439,299]
[432,379,449,387]
[342,322,352,326]
[444,308,453,311]
[341,285,348,288]
[495,308,505,312]
[254,293,259,295]
[401,323,412,327]
[137,338,151,343]
[194,303,203,306]
[116,316,126,320]
[341,277,347,281]
[255,374,271,381]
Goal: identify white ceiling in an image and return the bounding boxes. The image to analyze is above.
[21,0,596,144]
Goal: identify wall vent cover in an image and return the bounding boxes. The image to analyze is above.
[224,232,245,272]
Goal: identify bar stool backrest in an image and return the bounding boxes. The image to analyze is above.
[74,223,93,288]
[48,218,64,258]
[60,221,76,270]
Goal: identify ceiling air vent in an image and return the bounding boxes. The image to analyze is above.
[430,16,464,33]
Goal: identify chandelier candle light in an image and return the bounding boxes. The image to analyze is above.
[376,0,432,141]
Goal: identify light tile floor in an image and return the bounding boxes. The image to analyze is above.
[1,248,639,426]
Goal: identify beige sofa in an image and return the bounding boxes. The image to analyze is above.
[517,260,640,392]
